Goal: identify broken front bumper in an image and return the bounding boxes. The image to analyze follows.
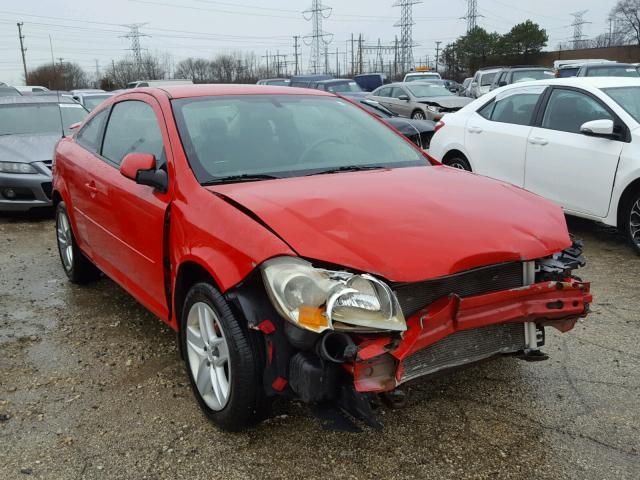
[350,279,592,393]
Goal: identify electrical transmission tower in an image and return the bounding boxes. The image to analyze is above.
[303,1,333,74]
[122,23,149,75]
[570,11,590,49]
[393,0,422,74]
[463,0,479,32]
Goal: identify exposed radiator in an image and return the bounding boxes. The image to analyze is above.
[400,322,526,384]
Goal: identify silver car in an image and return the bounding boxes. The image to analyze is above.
[0,97,88,211]
[73,92,114,112]
[369,82,473,121]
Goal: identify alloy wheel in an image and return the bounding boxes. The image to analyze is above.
[630,199,640,248]
[56,210,74,272]
[412,111,425,120]
[185,302,231,411]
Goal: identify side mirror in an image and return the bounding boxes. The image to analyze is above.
[580,119,615,138]
[398,94,410,101]
[120,152,168,193]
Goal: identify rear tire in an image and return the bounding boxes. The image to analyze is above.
[180,282,268,431]
[55,201,100,284]
[621,189,640,255]
[443,154,472,171]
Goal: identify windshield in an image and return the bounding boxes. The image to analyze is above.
[406,84,453,97]
[512,70,555,83]
[405,74,439,82]
[0,103,87,136]
[603,86,640,122]
[83,95,111,111]
[587,66,640,77]
[266,80,289,86]
[172,95,425,183]
[327,81,363,93]
[480,72,498,86]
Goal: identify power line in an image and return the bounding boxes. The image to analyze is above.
[303,0,333,74]
[393,0,422,74]
[463,0,480,32]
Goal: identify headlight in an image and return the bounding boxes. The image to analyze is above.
[261,257,406,333]
[0,162,37,174]
[427,105,441,113]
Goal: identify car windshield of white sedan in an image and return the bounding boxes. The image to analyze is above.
[512,70,555,83]
[172,95,426,183]
[603,86,640,122]
[0,103,86,136]
[406,84,453,98]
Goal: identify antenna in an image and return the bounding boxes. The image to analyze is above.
[303,1,333,74]
[393,0,422,74]
[49,35,65,138]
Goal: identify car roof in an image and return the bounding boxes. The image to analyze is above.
[584,63,636,68]
[139,84,334,99]
[0,95,75,105]
[316,79,354,84]
[497,76,640,91]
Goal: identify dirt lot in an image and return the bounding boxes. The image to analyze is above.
[1,211,639,480]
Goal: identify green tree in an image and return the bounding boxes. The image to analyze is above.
[501,20,548,59]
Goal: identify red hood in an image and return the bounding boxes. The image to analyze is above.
[206,166,570,283]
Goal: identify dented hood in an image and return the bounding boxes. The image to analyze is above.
[206,166,570,283]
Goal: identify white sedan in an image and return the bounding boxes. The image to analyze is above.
[429,77,640,254]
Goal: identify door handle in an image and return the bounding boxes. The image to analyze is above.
[529,137,548,146]
[467,126,483,134]
[85,181,98,197]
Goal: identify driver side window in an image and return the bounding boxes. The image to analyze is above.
[101,100,165,167]
[542,89,613,134]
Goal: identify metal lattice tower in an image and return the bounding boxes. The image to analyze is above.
[465,0,479,32]
[122,23,149,73]
[570,10,589,49]
[303,1,333,74]
[393,0,422,74]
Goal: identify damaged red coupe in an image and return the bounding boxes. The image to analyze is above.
[52,85,592,431]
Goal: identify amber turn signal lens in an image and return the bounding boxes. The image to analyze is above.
[298,305,329,331]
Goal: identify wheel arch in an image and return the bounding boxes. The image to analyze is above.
[173,260,222,333]
[616,177,640,228]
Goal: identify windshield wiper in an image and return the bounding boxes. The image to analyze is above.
[306,165,385,176]
[202,173,281,185]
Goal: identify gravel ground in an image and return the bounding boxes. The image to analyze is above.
[1,211,639,480]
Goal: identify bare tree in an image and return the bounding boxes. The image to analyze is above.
[27,62,88,90]
[611,0,640,45]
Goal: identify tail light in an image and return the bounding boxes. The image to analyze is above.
[434,121,445,133]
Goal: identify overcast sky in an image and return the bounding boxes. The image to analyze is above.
[0,0,617,84]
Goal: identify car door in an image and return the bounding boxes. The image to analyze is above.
[463,85,546,187]
[385,86,411,117]
[63,108,110,252]
[88,96,173,319]
[524,87,624,217]
[371,86,393,109]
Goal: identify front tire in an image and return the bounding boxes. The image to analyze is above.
[411,110,426,120]
[443,154,472,171]
[55,202,100,283]
[621,190,640,255]
[180,282,267,431]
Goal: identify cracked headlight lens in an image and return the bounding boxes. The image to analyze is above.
[0,162,37,174]
[261,257,406,333]
[427,105,441,113]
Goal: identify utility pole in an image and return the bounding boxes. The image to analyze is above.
[335,47,339,76]
[17,22,28,83]
[358,34,364,75]
[94,59,101,85]
[303,1,333,74]
[393,0,422,74]
[263,50,270,77]
[350,33,355,76]
[435,41,442,73]
[293,36,300,75]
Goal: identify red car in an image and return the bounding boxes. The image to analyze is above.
[52,85,592,431]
